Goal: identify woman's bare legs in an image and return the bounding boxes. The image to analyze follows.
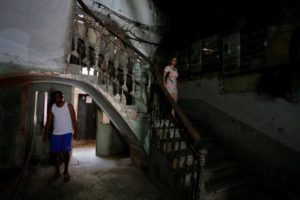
[170,92,177,116]
[170,93,178,103]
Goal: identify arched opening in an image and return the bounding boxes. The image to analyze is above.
[30,84,130,165]
[0,74,159,200]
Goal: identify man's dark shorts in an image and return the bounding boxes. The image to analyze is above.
[50,133,72,152]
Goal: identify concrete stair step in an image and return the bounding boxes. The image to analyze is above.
[188,118,212,132]
[153,118,209,138]
[158,137,222,169]
[205,173,257,200]
[197,137,219,152]
[163,152,199,172]
[197,138,227,163]
[167,152,236,171]
[278,182,300,200]
[198,136,216,145]
[237,187,288,200]
[156,128,181,140]
[155,126,210,140]
[190,124,232,163]
[160,141,187,152]
[156,129,215,153]
[158,132,214,144]
[153,119,175,128]
[205,146,230,163]
[204,160,241,181]
[185,117,290,200]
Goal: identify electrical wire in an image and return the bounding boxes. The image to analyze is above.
[76,7,160,46]
[86,0,163,32]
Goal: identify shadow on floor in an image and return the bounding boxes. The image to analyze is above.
[5,140,163,200]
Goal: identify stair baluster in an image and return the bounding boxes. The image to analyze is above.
[198,149,207,200]
[75,1,207,199]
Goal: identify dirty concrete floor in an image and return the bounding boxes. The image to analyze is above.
[23,140,163,200]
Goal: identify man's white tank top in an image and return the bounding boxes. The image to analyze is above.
[52,102,73,135]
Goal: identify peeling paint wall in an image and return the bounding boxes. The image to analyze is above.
[0,0,75,71]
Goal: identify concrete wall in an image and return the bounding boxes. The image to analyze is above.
[0,0,75,72]
[96,109,129,156]
[0,86,26,168]
[128,114,151,154]
[178,77,300,181]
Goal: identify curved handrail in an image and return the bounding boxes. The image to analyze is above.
[73,2,206,198]
[0,73,144,152]
[77,0,201,145]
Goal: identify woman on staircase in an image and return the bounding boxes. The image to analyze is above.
[163,56,179,103]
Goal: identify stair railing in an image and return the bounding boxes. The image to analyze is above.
[74,1,207,199]
[151,65,207,199]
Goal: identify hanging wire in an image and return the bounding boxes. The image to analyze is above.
[85,0,164,32]
[76,5,160,46]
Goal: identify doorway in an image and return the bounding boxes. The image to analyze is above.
[77,94,97,140]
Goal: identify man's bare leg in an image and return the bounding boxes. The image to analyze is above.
[63,151,70,182]
[52,152,61,179]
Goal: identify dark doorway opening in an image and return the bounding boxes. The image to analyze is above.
[77,94,97,140]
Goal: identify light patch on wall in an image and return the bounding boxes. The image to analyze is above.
[86,96,92,103]
[89,67,95,75]
[82,67,88,75]
[34,91,49,127]
[33,91,38,125]
[99,111,110,124]
[43,92,48,126]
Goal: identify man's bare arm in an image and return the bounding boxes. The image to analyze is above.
[68,103,78,140]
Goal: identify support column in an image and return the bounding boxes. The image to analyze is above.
[103,41,110,91]
[93,24,101,73]
[113,46,121,102]
[131,60,137,98]
[133,60,148,113]
[121,53,128,105]
[96,109,128,156]
[98,33,108,86]
[96,109,112,156]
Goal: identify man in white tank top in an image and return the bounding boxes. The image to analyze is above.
[43,90,78,182]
